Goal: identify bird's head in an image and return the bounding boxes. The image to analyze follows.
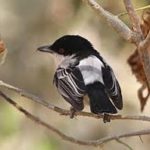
[37,35,94,57]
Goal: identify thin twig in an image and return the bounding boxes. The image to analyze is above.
[116,139,133,150]
[1,80,150,122]
[139,135,144,143]
[118,5,150,17]
[97,129,150,145]
[1,91,150,147]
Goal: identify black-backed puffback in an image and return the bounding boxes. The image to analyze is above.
[38,35,123,123]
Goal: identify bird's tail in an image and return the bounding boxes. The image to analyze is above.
[87,82,117,114]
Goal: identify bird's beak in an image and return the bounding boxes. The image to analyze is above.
[37,45,53,53]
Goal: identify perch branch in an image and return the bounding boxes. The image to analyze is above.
[1,80,150,122]
[1,90,150,147]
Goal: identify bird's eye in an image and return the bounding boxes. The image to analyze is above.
[58,48,65,54]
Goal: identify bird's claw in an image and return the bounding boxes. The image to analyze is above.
[70,107,76,119]
[103,113,111,123]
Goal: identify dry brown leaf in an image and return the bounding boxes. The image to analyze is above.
[0,39,6,53]
[128,9,150,111]
[0,38,7,65]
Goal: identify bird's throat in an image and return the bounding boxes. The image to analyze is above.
[54,54,77,68]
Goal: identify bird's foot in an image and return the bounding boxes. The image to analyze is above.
[69,107,76,119]
[103,113,111,123]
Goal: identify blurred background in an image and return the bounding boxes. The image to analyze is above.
[0,0,150,149]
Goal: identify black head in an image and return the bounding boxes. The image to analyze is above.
[37,35,94,56]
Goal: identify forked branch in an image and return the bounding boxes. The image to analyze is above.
[84,0,136,43]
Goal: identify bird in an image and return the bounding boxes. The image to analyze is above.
[37,35,123,123]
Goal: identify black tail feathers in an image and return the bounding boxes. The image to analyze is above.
[87,82,117,114]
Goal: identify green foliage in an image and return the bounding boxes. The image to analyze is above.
[33,136,60,150]
[0,105,20,138]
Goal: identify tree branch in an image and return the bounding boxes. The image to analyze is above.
[0,80,56,110]
[1,80,150,122]
[0,91,95,147]
[1,90,150,147]
[123,0,150,88]
[84,0,136,43]
[123,0,143,35]
[139,31,150,50]
[96,129,150,145]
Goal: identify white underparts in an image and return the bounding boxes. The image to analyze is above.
[54,54,76,68]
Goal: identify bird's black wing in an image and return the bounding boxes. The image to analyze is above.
[102,66,123,110]
[53,67,86,111]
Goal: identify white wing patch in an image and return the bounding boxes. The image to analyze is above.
[78,55,104,85]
